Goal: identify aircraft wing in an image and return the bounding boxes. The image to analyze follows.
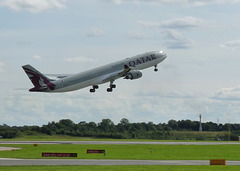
[94,65,131,84]
[45,74,73,80]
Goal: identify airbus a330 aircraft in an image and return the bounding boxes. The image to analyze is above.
[22,51,167,93]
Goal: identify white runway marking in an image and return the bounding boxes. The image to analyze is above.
[0,147,21,151]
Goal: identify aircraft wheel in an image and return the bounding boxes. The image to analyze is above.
[154,68,158,72]
[93,85,99,89]
[107,88,113,92]
[111,84,116,89]
[90,89,95,93]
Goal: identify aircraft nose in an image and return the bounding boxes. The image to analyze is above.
[160,51,167,60]
[163,53,167,59]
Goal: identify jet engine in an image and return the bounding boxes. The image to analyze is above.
[124,70,142,80]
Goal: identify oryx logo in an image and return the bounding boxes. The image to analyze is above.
[22,65,56,91]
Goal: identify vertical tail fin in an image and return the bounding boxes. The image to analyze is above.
[22,64,55,92]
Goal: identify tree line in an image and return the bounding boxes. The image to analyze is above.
[1,118,240,140]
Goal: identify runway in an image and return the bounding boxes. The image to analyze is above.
[1,141,240,166]
[0,158,240,166]
[1,140,240,145]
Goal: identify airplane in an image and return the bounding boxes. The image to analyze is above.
[22,50,167,93]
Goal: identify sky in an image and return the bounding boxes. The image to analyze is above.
[1,0,240,126]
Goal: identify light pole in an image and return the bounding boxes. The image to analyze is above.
[199,114,202,132]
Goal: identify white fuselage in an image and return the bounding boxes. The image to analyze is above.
[47,51,167,92]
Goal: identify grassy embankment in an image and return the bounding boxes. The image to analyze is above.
[0,131,230,141]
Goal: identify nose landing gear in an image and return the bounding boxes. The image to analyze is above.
[154,65,158,72]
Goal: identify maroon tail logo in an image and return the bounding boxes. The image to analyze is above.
[22,65,55,91]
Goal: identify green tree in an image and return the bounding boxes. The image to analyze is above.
[98,119,115,133]
[168,120,178,130]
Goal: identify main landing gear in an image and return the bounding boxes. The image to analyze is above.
[107,82,116,92]
[154,65,158,72]
[90,85,99,93]
[89,83,117,93]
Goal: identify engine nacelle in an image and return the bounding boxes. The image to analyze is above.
[124,70,142,80]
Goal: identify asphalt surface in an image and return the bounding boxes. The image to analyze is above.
[1,158,240,166]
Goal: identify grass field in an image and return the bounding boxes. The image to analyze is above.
[0,143,240,160]
[0,165,240,171]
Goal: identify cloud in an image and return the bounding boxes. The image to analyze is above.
[0,90,136,126]
[220,39,240,49]
[33,55,42,60]
[137,17,209,49]
[109,0,240,6]
[160,17,209,29]
[133,90,211,122]
[138,16,209,30]
[162,29,194,49]
[3,85,240,126]
[137,20,162,28]
[64,56,95,63]
[85,28,104,37]
[0,62,4,73]
[136,90,195,99]
[133,88,240,124]
[0,0,66,13]
[126,31,148,39]
[162,91,195,99]
[212,85,240,101]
